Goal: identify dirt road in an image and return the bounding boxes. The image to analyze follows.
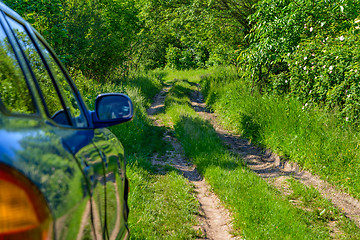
[147,86,239,240]
[190,88,360,231]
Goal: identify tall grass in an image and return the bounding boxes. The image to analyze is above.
[155,67,220,84]
[201,67,360,199]
[126,158,200,239]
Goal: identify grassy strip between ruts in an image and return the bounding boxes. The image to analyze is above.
[73,70,201,239]
[162,78,360,239]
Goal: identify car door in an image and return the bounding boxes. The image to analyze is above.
[92,127,128,240]
[2,13,108,239]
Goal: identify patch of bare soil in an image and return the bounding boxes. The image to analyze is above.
[147,87,239,240]
[146,86,171,116]
[191,89,360,229]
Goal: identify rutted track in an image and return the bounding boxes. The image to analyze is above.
[190,88,360,229]
[147,86,239,240]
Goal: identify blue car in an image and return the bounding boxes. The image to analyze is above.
[0,2,131,239]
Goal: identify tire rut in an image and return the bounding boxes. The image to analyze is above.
[190,88,360,230]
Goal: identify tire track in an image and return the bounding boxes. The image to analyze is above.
[147,86,239,240]
[190,88,360,230]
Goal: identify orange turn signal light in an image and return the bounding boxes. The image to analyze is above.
[0,164,52,239]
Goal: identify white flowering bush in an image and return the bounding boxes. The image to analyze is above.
[238,0,360,123]
[287,27,360,123]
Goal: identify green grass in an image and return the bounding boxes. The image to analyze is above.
[72,70,201,239]
[164,80,196,109]
[154,67,220,84]
[285,178,360,239]
[162,79,359,239]
[200,67,360,200]
[126,157,200,239]
[71,67,360,238]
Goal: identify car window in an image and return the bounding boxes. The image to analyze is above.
[6,16,87,128]
[0,22,36,114]
[5,16,66,121]
[34,36,87,128]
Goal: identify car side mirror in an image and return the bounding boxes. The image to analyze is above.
[92,93,134,128]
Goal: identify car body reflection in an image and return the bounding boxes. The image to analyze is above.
[0,2,131,239]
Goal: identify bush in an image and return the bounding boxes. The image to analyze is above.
[287,28,360,124]
[239,0,360,123]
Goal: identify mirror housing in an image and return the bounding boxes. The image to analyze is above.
[92,93,134,128]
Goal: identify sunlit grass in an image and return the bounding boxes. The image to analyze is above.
[285,178,360,239]
[72,67,360,238]
[155,67,220,84]
[72,70,200,239]
[127,157,200,240]
[162,80,336,239]
[201,68,360,199]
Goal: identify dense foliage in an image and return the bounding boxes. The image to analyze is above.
[3,0,254,78]
[240,0,360,123]
[134,0,254,70]
[4,0,140,80]
[5,0,360,123]
[4,0,360,121]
